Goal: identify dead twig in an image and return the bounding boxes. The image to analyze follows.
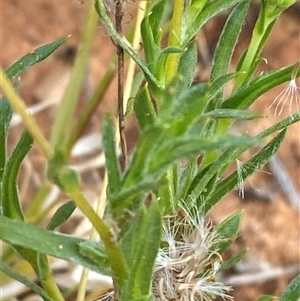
[115,0,128,168]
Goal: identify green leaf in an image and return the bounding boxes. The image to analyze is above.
[280,275,300,301]
[141,0,165,75]
[109,135,258,211]
[5,37,68,80]
[147,136,256,175]
[147,0,166,45]
[220,249,247,271]
[158,83,208,127]
[190,111,299,204]
[204,129,286,212]
[0,261,55,301]
[208,72,238,101]
[256,295,276,301]
[2,130,33,220]
[0,97,13,181]
[102,115,121,195]
[237,19,277,87]
[215,211,243,253]
[201,109,262,120]
[223,63,300,110]
[176,157,198,201]
[0,215,108,274]
[134,86,156,130]
[78,240,111,275]
[187,163,212,197]
[121,202,161,300]
[210,0,250,81]
[183,0,244,45]
[47,201,76,230]
[258,112,300,139]
[177,40,198,90]
[184,0,209,26]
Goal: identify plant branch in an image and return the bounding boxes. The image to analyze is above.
[165,0,185,84]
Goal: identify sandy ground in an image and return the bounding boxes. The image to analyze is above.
[1,1,299,300]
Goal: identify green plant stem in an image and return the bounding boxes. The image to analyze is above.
[234,1,278,89]
[50,1,98,154]
[164,0,185,84]
[162,0,185,209]
[67,188,127,288]
[0,68,53,159]
[40,275,65,301]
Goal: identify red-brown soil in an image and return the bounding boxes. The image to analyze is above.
[1,1,299,300]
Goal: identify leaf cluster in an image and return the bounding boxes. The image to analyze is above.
[1,1,299,301]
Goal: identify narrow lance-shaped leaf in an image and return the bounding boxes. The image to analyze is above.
[220,249,247,272]
[183,0,244,45]
[204,129,286,212]
[200,109,262,120]
[235,18,277,88]
[279,275,300,301]
[223,64,300,110]
[210,0,250,81]
[190,110,300,202]
[176,156,198,201]
[109,135,258,211]
[176,39,198,90]
[78,240,111,275]
[2,130,33,220]
[0,262,55,301]
[0,215,109,275]
[1,129,51,280]
[215,211,243,253]
[47,201,76,230]
[0,97,13,181]
[102,115,121,195]
[134,86,156,130]
[258,112,300,139]
[6,37,68,80]
[121,202,161,300]
[141,0,165,75]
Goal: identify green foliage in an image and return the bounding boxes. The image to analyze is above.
[0,98,13,180]
[2,130,33,220]
[1,1,299,300]
[220,249,247,271]
[215,211,243,253]
[0,261,56,301]
[280,275,300,301]
[121,202,161,301]
[5,37,68,80]
[0,215,108,275]
[46,201,76,230]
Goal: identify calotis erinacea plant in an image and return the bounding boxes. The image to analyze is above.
[1,1,300,301]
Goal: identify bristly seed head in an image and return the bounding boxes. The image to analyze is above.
[97,200,233,301]
[152,200,233,301]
